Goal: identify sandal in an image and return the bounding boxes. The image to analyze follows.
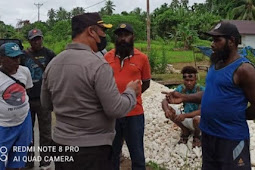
[178,132,190,144]
[192,136,201,148]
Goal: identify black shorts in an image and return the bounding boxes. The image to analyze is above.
[201,132,251,170]
[52,141,113,170]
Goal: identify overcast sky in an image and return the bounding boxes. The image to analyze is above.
[0,0,205,27]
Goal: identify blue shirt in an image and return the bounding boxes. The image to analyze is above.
[200,57,250,140]
[175,84,205,113]
[20,47,55,98]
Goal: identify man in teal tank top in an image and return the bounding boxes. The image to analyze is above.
[162,66,205,148]
[163,21,255,170]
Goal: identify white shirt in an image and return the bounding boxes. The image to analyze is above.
[0,66,33,127]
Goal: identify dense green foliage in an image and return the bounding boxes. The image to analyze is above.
[1,0,254,52]
[0,0,244,51]
[0,0,254,73]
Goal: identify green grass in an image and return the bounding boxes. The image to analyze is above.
[26,39,211,64]
[135,40,209,64]
[195,39,212,47]
[152,71,207,87]
[165,51,194,63]
[152,73,182,81]
[146,161,167,170]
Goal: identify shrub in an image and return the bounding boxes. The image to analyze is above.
[148,49,157,73]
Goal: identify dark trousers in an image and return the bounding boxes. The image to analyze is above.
[53,141,113,170]
[202,132,251,170]
[112,114,145,170]
[28,98,52,166]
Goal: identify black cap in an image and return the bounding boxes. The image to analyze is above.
[72,12,112,30]
[28,29,43,40]
[205,21,240,38]
[114,23,134,34]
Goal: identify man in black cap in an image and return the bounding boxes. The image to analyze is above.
[105,23,151,170]
[20,28,55,169]
[41,13,140,170]
[163,21,255,169]
[0,42,33,170]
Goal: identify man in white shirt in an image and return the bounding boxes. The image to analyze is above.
[0,42,33,170]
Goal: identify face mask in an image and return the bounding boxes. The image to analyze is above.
[96,35,107,52]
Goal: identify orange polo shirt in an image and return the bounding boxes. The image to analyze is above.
[104,48,151,117]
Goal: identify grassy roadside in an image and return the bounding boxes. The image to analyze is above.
[152,67,208,88]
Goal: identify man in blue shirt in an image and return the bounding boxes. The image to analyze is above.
[163,22,255,170]
[162,66,205,148]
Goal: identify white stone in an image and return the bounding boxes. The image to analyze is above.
[120,81,255,169]
[193,147,202,158]
[178,144,189,158]
[251,150,255,166]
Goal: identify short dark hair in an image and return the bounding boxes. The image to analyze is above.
[181,66,198,74]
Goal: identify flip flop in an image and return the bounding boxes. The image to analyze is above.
[178,132,191,144]
[192,136,201,148]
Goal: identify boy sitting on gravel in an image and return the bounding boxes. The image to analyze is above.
[162,66,205,147]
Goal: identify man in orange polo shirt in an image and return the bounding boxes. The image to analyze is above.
[105,23,151,170]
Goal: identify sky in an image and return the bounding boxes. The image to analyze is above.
[0,0,205,27]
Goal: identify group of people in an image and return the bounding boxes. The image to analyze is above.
[163,21,255,170]
[0,12,149,170]
[0,27,55,170]
[0,11,255,170]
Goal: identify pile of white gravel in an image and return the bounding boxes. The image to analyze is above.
[122,80,255,170]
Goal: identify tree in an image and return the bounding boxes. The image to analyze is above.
[102,14,146,41]
[0,21,15,38]
[152,3,169,21]
[71,7,85,17]
[175,23,198,49]
[130,7,142,15]
[103,0,115,15]
[47,8,56,26]
[56,7,70,21]
[48,8,56,20]
[16,20,30,29]
[129,7,146,21]
[121,11,129,15]
[170,0,180,10]
[205,0,237,18]
[206,0,219,13]
[181,0,189,9]
[191,3,208,13]
[99,7,107,16]
[153,8,179,39]
[230,0,255,20]
[51,20,71,41]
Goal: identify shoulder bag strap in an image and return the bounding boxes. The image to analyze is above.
[0,68,26,88]
[26,48,45,71]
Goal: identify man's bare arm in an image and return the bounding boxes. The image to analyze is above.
[142,80,150,93]
[161,91,204,104]
[161,98,176,119]
[235,63,255,120]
